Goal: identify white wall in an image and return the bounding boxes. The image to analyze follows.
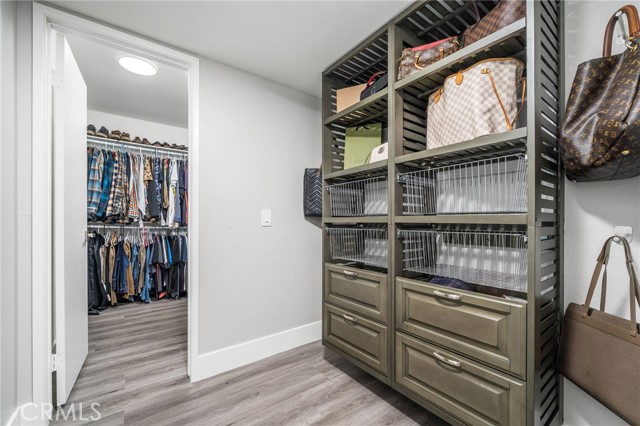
[1,1,34,425]
[564,3,640,426]
[87,110,188,146]
[195,58,322,379]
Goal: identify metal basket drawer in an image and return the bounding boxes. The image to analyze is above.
[323,304,388,376]
[395,332,526,426]
[396,278,526,379]
[324,264,388,323]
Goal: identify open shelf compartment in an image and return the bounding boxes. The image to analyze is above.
[398,153,527,215]
[394,17,527,157]
[327,175,388,217]
[327,225,388,270]
[398,227,528,293]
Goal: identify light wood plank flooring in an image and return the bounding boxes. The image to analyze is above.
[53,299,448,425]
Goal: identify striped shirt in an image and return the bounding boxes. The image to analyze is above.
[96,150,114,220]
[87,148,104,221]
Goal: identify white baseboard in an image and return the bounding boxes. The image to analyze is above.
[191,321,321,382]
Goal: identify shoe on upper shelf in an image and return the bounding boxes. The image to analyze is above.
[109,130,122,140]
[142,138,152,145]
[96,126,109,138]
[133,136,142,144]
[87,124,96,136]
[120,132,131,142]
[161,142,171,148]
[152,141,162,147]
[170,143,179,149]
[179,145,188,151]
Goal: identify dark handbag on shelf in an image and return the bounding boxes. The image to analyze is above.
[303,168,322,217]
[557,236,640,425]
[560,5,640,182]
[462,0,526,47]
[397,37,460,81]
[360,72,388,100]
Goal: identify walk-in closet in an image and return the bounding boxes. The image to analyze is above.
[51,32,191,408]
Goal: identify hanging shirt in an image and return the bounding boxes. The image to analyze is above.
[128,154,140,222]
[137,155,146,219]
[167,159,178,227]
[87,148,104,221]
[96,150,114,220]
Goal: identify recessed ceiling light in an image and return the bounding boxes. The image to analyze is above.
[118,56,157,76]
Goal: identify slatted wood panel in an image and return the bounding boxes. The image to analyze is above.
[51,300,447,426]
[397,0,499,43]
[532,1,562,425]
[326,32,389,87]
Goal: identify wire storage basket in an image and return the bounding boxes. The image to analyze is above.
[398,154,527,215]
[399,229,528,292]
[327,226,388,269]
[326,176,388,216]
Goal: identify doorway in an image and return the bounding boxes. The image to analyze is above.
[31,4,200,421]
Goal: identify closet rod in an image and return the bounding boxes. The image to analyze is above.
[87,136,189,157]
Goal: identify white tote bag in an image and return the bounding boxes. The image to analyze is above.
[426,58,525,149]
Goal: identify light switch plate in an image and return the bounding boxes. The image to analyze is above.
[261,209,272,227]
[614,225,632,243]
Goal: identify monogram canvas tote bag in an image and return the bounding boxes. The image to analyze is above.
[426,58,525,149]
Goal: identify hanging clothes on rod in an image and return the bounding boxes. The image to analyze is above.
[87,144,188,228]
[87,225,188,314]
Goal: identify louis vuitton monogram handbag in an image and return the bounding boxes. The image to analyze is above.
[426,57,525,149]
[560,5,640,182]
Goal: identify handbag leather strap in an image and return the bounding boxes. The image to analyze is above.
[583,236,640,336]
[481,68,527,131]
[603,5,640,57]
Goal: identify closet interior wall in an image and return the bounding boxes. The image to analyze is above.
[321,1,562,425]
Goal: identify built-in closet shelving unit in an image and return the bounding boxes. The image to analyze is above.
[321,1,562,425]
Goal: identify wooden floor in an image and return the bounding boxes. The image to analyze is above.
[54,299,448,425]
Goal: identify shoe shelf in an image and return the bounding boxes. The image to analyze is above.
[87,135,188,156]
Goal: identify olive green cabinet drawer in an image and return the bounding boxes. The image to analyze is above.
[396,278,526,379]
[325,264,388,323]
[323,303,388,376]
[396,332,526,426]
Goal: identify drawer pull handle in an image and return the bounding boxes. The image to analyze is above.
[342,313,359,324]
[433,351,461,368]
[343,270,358,278]
[433,290,461,301]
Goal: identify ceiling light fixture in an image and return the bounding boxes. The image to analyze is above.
[118,56,158,76]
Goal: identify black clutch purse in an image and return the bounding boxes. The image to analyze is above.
[360,72,388,100]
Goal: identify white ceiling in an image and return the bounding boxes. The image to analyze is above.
[66,34,189,127]
[51,1,411,99]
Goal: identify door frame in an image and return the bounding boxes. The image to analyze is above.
[32,2,200,416]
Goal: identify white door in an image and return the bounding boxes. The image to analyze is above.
[52,33,88,405]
